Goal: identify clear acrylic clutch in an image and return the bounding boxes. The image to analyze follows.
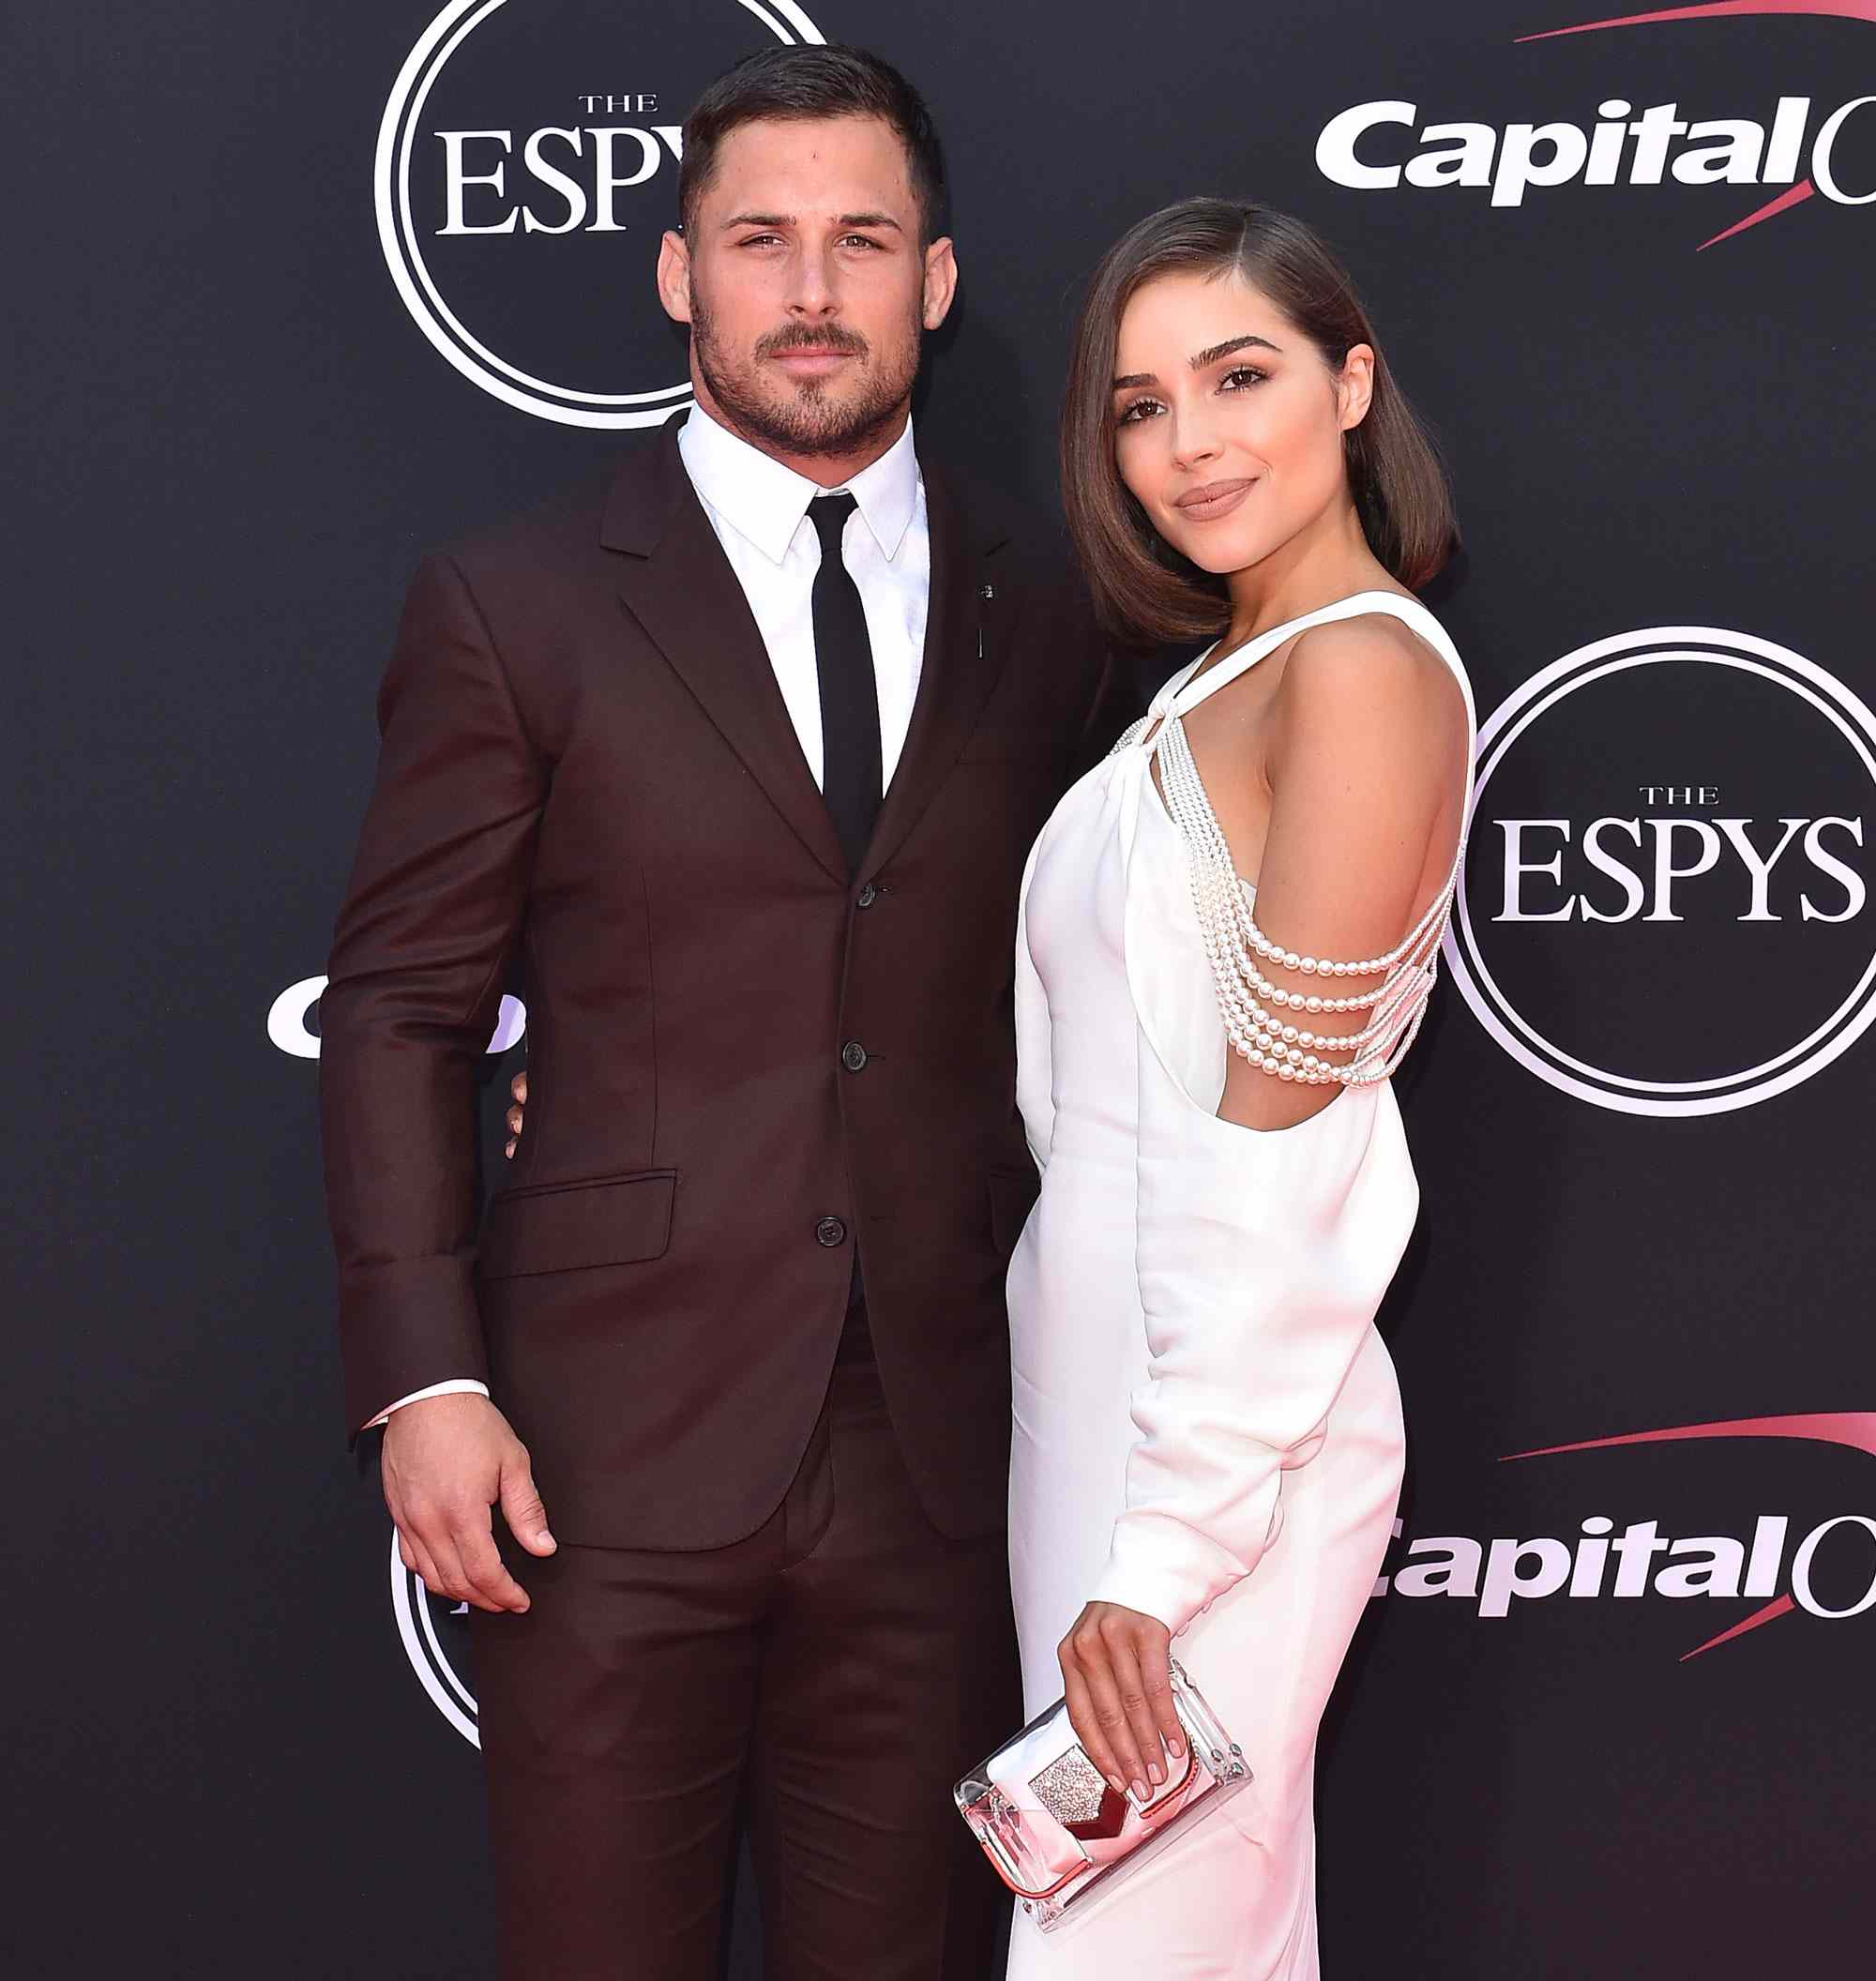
[953,1657,1250,1930]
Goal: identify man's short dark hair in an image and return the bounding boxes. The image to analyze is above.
[679,44,947,245]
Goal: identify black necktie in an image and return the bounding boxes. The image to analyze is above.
[808,493,883,875]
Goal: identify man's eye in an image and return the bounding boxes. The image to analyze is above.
[840,234,885,250]
[736,234,783,249]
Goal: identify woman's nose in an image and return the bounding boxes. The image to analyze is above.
[1168,415,1223,472]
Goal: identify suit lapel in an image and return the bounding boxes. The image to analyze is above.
[603,418,848,883]
[865,461,1013,874]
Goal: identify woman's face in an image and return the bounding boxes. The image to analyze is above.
[1110,267,1371,580]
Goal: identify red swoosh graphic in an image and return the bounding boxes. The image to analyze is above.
[1520,2,1876,39]
[1680,1592,1796,1659]
[1502,1412,1876,1462]
[1698,177,1818,247]
[1500,1412,1876,1657]
[1515,1,1874,245]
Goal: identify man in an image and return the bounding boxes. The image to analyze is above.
[321,43,1129,1981]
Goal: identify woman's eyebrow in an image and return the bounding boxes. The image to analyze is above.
[1112,332,1283,391]
[1188,333,1281,369]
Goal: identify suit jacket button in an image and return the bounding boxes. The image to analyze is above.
[815,1216,848,1248]
[856,882,878,909]
[840,1040,869,1073]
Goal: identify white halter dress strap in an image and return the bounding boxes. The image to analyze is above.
[1170,588,1452,719]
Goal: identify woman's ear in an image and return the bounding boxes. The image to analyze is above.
[1337,342,1375,432]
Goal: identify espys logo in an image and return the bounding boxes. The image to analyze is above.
[391,1535,481,1745]
[1442,628,1876,1115]
[1374,1413,1876,1661]
[376,0,826,427]
[1316,2,1876,250]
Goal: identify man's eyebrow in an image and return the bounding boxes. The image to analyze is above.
[718,211,905,233]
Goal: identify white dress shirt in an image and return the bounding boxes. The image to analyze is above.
[679,396,929,790]
[368,401,931,1428]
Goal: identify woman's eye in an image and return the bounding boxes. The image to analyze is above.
[1219,366,1267,392]
[1116,398,1162,427]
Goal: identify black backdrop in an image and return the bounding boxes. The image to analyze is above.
[9,1,1876,1973]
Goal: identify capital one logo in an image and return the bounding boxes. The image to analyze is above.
[265,975,525,1058]
[1375,1414,1876,1662]
[375,0,826,427]
[1316,2,1876,250]
[1442,628,1876,1115]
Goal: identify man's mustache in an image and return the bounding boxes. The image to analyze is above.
[754,323,870,359]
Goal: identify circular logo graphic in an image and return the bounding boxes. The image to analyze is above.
[375,0,825,428]
[1444,628,1876,1116]
[391,1532,480,1746]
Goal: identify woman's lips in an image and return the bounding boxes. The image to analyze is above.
[1172,477,1256,522]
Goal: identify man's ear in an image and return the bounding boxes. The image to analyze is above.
[658,229,693,325]
[921,235,958,332]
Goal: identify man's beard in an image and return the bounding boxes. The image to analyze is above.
[690,293,920,461]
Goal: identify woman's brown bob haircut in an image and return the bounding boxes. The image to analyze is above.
[1062,198,1457,644]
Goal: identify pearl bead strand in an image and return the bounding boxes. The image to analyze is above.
[1145,710,1464,1087]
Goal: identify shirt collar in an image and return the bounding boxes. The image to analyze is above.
[678,399,919,567]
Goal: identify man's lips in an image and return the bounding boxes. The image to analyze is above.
[1172,477,1257,522]
[769,347,859,376]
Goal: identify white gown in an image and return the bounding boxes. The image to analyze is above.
[1004,592,1475,1977]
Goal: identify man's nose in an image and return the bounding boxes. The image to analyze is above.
[784,245,840,317]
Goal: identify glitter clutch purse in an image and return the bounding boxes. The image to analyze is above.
[953,1658,1250,1931]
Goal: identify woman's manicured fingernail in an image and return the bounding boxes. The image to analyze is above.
[1148,1761,1164,1785]
[1131,1777,1148,1801]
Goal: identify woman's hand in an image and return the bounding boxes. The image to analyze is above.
[1057,1601,1185,1801]
[504,1070,526,1158]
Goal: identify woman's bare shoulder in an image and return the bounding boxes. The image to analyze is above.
[1272,607,1466,766]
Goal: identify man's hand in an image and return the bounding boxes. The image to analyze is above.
[382,1392,556,1613]
[1057,1601,1185,1802]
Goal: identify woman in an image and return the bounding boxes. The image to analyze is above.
[1002,199,1472,1975]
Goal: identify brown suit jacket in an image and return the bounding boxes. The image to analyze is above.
[320,416,1132,1549]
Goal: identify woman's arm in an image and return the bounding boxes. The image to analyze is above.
[1057,612,1467,1801]
[1216,614,1468,1128]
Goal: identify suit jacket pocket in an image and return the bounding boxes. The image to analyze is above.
[479,1168,677,1279]
[988,1165,1040,1257]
